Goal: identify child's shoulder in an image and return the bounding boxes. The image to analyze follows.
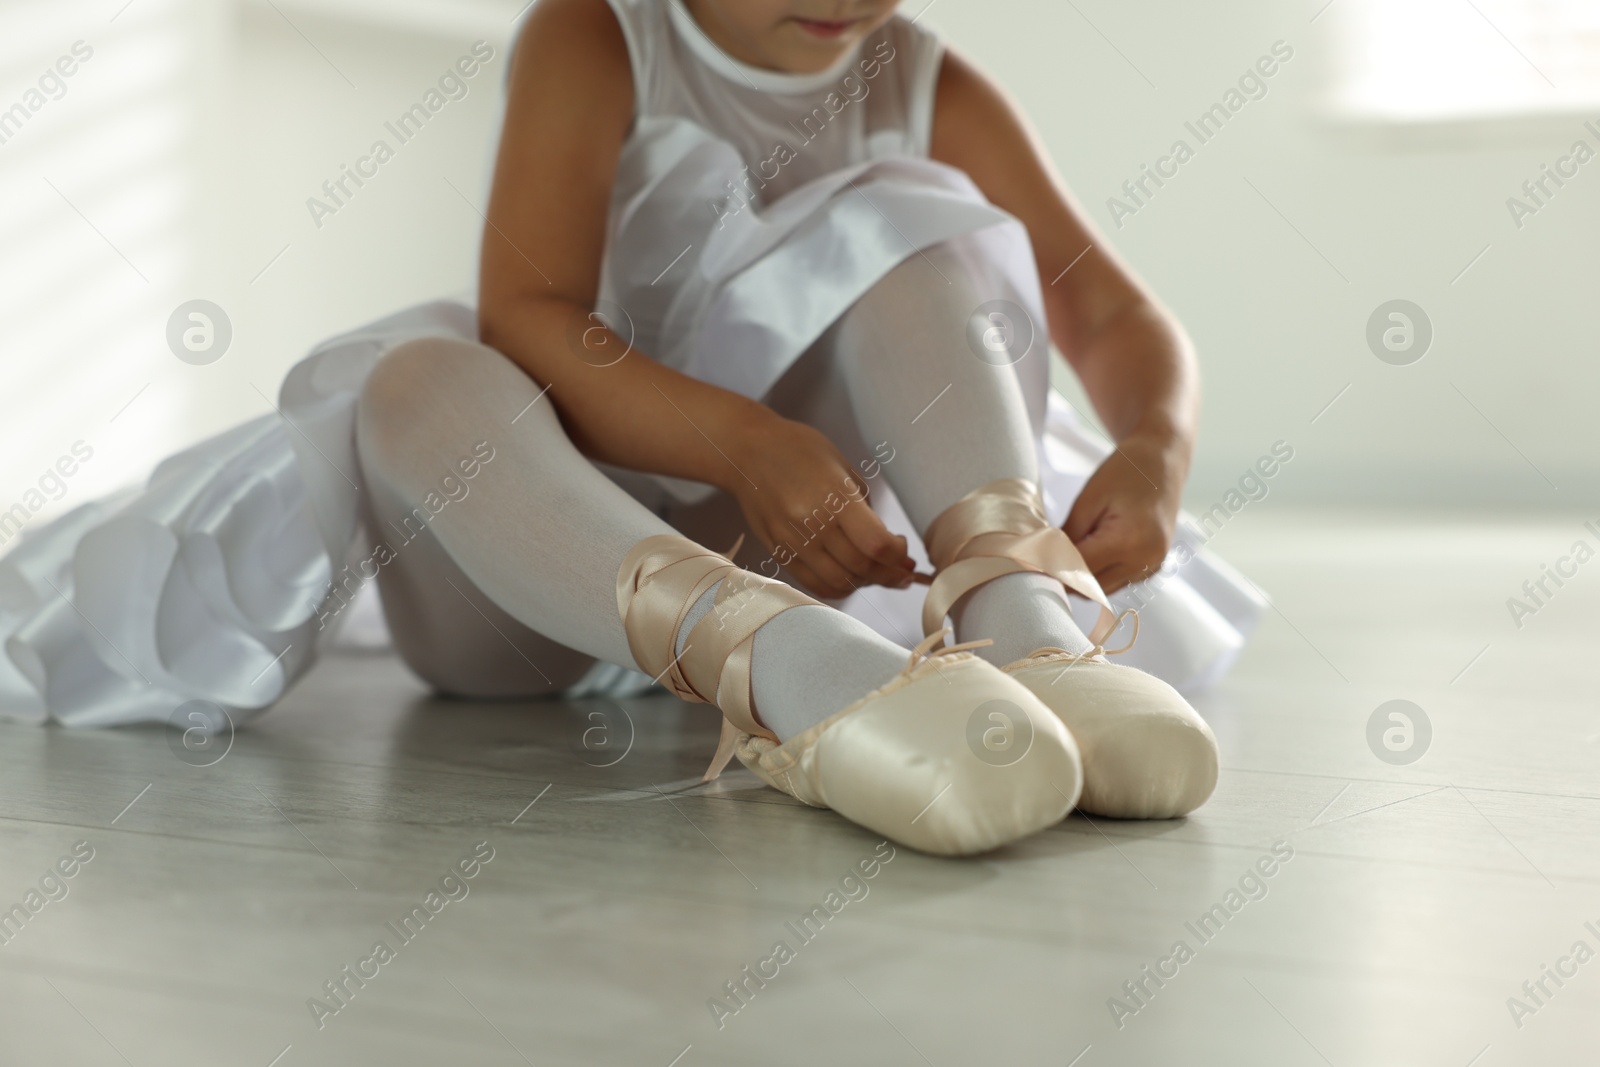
[512,0,632,71]
[506,0,633,106]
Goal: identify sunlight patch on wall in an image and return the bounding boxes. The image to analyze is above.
[0,0,197,523]
[1325,0,1600,124]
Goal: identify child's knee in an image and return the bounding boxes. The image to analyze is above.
[360,339,444,429]
[357,338,527,457]
[847,240,976,333]
[361,337,482,420]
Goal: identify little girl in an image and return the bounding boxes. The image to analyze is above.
[0,0,1264,855]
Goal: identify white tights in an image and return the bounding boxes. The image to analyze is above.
[353,241,1091,736]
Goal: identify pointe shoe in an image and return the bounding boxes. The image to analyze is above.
[735,631,1084,855]
[920,478,1219,819]
[1002,645,1218,819]
[617,534,1082,856]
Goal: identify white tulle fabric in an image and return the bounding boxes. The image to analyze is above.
[0,0,1266,728]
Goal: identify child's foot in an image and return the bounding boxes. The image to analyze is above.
[926,479,1219,819]
[1002,653,1218,818]
[677,586,905,742]
[623,535,1082,854]
[737,632,1084,855]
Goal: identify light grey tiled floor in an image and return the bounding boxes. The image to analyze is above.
[2,510,1596,1065]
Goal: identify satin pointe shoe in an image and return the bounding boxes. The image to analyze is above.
[920,478,1219,819]
[616,533,1083,856]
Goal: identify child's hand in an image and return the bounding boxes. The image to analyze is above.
[1063,435,1185,595]
[728,415,918,600]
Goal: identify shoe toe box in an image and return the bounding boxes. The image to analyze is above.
[1014,660,1218,820]
[807,660,1083,856]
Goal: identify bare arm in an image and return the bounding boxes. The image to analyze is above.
[930,48,1198,590]
[477,0,913,595]
[478,0,765,491]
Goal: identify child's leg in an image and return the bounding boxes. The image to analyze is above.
[353,336,906,739]
[824,242,1096,664]
[353,463,600,698]
[808,242,1217,820]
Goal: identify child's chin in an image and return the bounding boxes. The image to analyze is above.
[783,27,865,61]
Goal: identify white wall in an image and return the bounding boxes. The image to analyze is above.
[3,0,1595,534]
[0,0,235,525]
[954,1,1598,510]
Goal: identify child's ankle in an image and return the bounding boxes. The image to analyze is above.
[953,571,1093,666]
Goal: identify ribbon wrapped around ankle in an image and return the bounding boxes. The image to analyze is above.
[615,534,736,708]
[921,477,1120,647]
[616,533,820,779]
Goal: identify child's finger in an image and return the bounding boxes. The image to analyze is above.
[1073,525,1125,583]
[837,504,915,571]
[821,525,911,590]
[1063,491,1109,544]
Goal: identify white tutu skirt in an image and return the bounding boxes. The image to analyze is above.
[0,161,1266,730]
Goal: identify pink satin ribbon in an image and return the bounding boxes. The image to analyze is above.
[615,532,818,779]
[614,534,733,709]
[921,477,1118,646]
